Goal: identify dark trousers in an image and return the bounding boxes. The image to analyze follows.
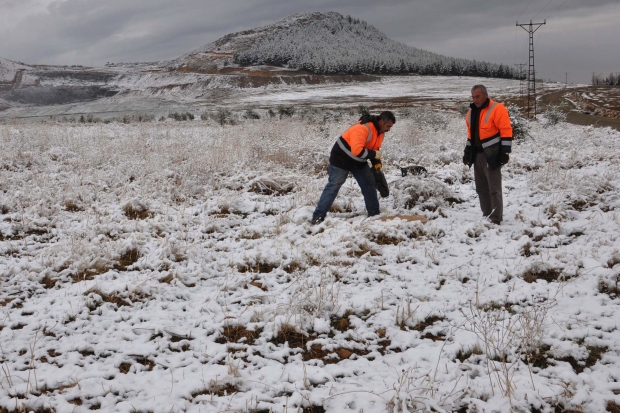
[312,164,380,219]
[474,151,503,222]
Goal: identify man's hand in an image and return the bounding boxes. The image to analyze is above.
[499,153,509,166]
[375,150,382,160]
[463,154,470,165]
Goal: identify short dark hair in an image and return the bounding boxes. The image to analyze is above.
[471,84,488,95]
[379,111,396,124]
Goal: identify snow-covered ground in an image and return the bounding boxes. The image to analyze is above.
[1,75,570,123]
[1,109,620,413]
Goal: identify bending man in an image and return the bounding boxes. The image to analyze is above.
[311,111,396,225]
[463,85,513,225]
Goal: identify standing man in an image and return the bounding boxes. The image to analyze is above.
[311,111,396,225]
[463,85,513,225]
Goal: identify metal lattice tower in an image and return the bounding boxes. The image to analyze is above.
[516,20,546,119]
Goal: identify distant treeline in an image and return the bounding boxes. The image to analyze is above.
[592,73,620,86]
[234,13,519,79]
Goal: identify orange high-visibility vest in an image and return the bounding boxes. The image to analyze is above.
[339,122,383,161]
[466,99,513,150]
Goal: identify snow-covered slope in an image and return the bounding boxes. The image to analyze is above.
[0,56,30,83]
[173,12,516,78]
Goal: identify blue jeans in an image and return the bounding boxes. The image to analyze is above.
[312,164,380,219]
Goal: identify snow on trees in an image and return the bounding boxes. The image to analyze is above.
[234,13,517,79]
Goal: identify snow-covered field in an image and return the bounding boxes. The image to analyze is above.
[1,76,566,123]
[2,108,620,413]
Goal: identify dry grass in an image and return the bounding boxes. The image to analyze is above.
[379,214,428,223]
[237,262,278,273]
[216,325,261,345]
[599,277,620,299]
[522,266,563,283]
[607,400,620,413]
[63,200,83,212]
[191,382,240,398]
[114,248,141,271]
[122,203,151,220]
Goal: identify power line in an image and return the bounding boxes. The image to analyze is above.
[533,0,555,20]
[516,19,546,119]
[545,0,570,20]
[518,0,536,20]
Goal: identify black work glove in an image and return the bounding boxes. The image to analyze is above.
[371,167,389,198]
[463,154,470,166]
[499,153,509,166]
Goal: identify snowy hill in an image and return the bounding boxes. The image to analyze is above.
[173,12,516,78]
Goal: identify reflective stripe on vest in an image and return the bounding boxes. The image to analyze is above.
[501,140,512,146]
[337,138,368,162]
[484,103,498,124]
[482,136,501,148]
[363,123,372,143]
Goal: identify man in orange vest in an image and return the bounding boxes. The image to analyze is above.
[311,111,396,225]
[463,85,513,225]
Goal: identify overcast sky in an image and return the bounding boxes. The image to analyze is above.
[1,0,618,84]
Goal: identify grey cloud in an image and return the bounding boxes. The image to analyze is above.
[0,0,618,83]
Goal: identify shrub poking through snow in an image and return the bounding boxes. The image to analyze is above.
[506,103,531,142]
[521,263,563,283]
[122,201,151,219]
[542,104,567,128]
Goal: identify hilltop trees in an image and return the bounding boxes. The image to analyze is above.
[234,13,517,79]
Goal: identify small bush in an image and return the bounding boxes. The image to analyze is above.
[506,104,531,142]
[213,108,234,125]
[277,105,295,118]
[244,108,261,120]
[169,112,194,121]
[542,104,567,128]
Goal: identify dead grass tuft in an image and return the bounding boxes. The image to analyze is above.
[237,262,277,273]
[347,242,380,258]
[554,345,608,374]
[522,266,563,283]
[570,198,591,211]
[607,254,620,269]
[63,200,83,212]
[168,331,194,342]
[249,177,295,196]
[301,406,326,413]
[71,260,111,282]
[191,382,240,398]
[521,241,535,257]
[248,280,268,291]
[114,248,141,271]
[41,274,58,289]
[414,315,446,341]
[122,203,152,220]
[455,344,484,362]
[216,325,262,345]
[118,362,132,374]
[607,400,620,413]
[129,354,155,371]
[85,288,131,308]
[599,277,620,299]
[283,260,303,274]
[370,233,402,245]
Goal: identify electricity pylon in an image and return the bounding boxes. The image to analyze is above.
[516,19,546,119]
